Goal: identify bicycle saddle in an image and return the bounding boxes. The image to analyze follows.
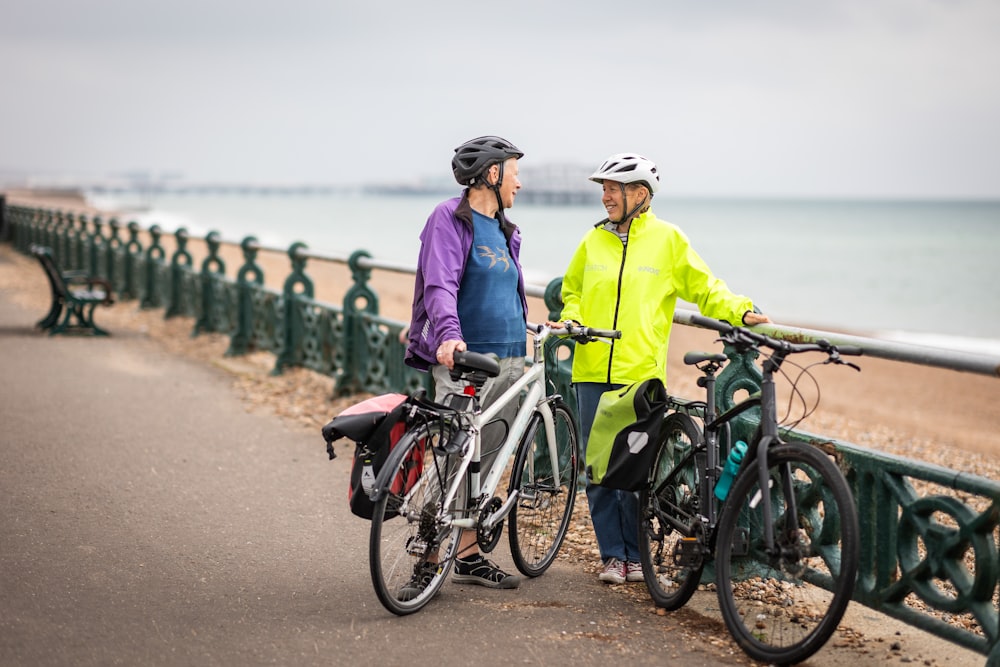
[683,351,728,366]
[450,350,501,381]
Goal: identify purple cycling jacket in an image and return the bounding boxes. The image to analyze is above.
[404,190,528,371]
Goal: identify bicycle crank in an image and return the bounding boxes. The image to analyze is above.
[476,497,505,552]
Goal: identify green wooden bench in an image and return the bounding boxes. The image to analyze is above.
[30,245,115,336]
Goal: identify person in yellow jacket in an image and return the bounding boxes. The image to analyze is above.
[552,153,770,585]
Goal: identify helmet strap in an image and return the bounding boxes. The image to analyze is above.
[613,182,648,226]
[495,161,507,210]
[486,161,506,213]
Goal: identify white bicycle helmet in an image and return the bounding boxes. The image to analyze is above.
[589,153,659,194]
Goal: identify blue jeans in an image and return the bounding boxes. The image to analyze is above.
[576,382,640,564]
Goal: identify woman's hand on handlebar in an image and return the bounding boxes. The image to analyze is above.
[544,320,621,343]
[743,311,772,326]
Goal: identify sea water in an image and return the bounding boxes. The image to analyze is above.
[86,190,1000,354]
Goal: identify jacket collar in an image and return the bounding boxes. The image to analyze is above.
[457,188,518,241]
[597,209,655,233]
[455,189,474,227]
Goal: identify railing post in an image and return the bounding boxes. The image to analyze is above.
[54,211,68,264]
[90,215,107,279]
[9,205,21,250]
[714,344,763,446]
[273,242,313,375]
[42,209,55,251]
[63,211,78,269]
[75,213,89,271]
[121,221,144,301]
[542,277,577,422]
[225,236,264,357]
[106,218,122,291]
[192,231,226,336]
[165,227,194,318]
[20,205,35,250]
[335,250,378,396]
[141,225,167,309]
[17,206,29,251]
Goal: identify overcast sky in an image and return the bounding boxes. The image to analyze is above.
[2,0,998,198]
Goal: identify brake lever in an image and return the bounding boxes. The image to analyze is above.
[825,353,861,372]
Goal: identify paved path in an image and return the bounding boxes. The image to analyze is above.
[0,249,986,667]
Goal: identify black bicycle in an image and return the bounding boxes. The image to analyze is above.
[638,314,862,665]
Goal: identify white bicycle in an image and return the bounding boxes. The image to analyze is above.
[368,321,619,615]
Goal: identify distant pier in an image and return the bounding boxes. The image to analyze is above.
[49,162,602,207]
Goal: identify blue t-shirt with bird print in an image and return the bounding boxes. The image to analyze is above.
[457,210,526,359]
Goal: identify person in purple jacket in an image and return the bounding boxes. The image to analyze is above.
[402,136,527,597]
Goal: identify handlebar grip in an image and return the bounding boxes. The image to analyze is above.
[584,327,622,340]
[836,345,864,356]
[689,314,733,333]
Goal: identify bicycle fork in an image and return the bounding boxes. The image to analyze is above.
[744,355,802,563]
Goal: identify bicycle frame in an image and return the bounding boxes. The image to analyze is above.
[663,347,802,555]
[653,366,760,546]
[424,326,565,535]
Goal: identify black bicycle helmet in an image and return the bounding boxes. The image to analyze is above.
[452,135,525,186]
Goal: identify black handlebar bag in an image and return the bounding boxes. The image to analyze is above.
[585,378,668,491]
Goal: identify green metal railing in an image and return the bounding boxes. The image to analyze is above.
[6,202,999,664]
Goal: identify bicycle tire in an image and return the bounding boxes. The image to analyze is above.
[508,401,578,577]
[715,442,859,665]
[638,412,706,610]
[369,419,465,615]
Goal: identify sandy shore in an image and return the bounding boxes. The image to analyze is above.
[5,188,997,468]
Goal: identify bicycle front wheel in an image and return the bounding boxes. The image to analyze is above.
[508,400,578,577]
[638,412,706,610]
[370,419,465,615]
[715,442,859,665]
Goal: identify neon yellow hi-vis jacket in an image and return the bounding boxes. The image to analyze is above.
[560,210,754,385]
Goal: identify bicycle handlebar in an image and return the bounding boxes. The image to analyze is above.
[528,321,622,341]
[689,314,863,361]
[565,323,622,341]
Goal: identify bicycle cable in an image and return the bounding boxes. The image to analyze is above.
[765,351,824,433]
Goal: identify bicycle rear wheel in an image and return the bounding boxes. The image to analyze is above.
[369,420,465,615]
[715,442,859,665]
[638,412,706,610]
[508,401,578,577]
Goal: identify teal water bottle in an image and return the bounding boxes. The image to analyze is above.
[715,440,749,501]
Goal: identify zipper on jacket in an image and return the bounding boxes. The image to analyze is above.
[607,229,628,384]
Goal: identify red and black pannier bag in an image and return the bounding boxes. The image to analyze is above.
[321,393,423,519]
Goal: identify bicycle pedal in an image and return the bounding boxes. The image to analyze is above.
[674,537,704,567]
[404,536,428,556]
